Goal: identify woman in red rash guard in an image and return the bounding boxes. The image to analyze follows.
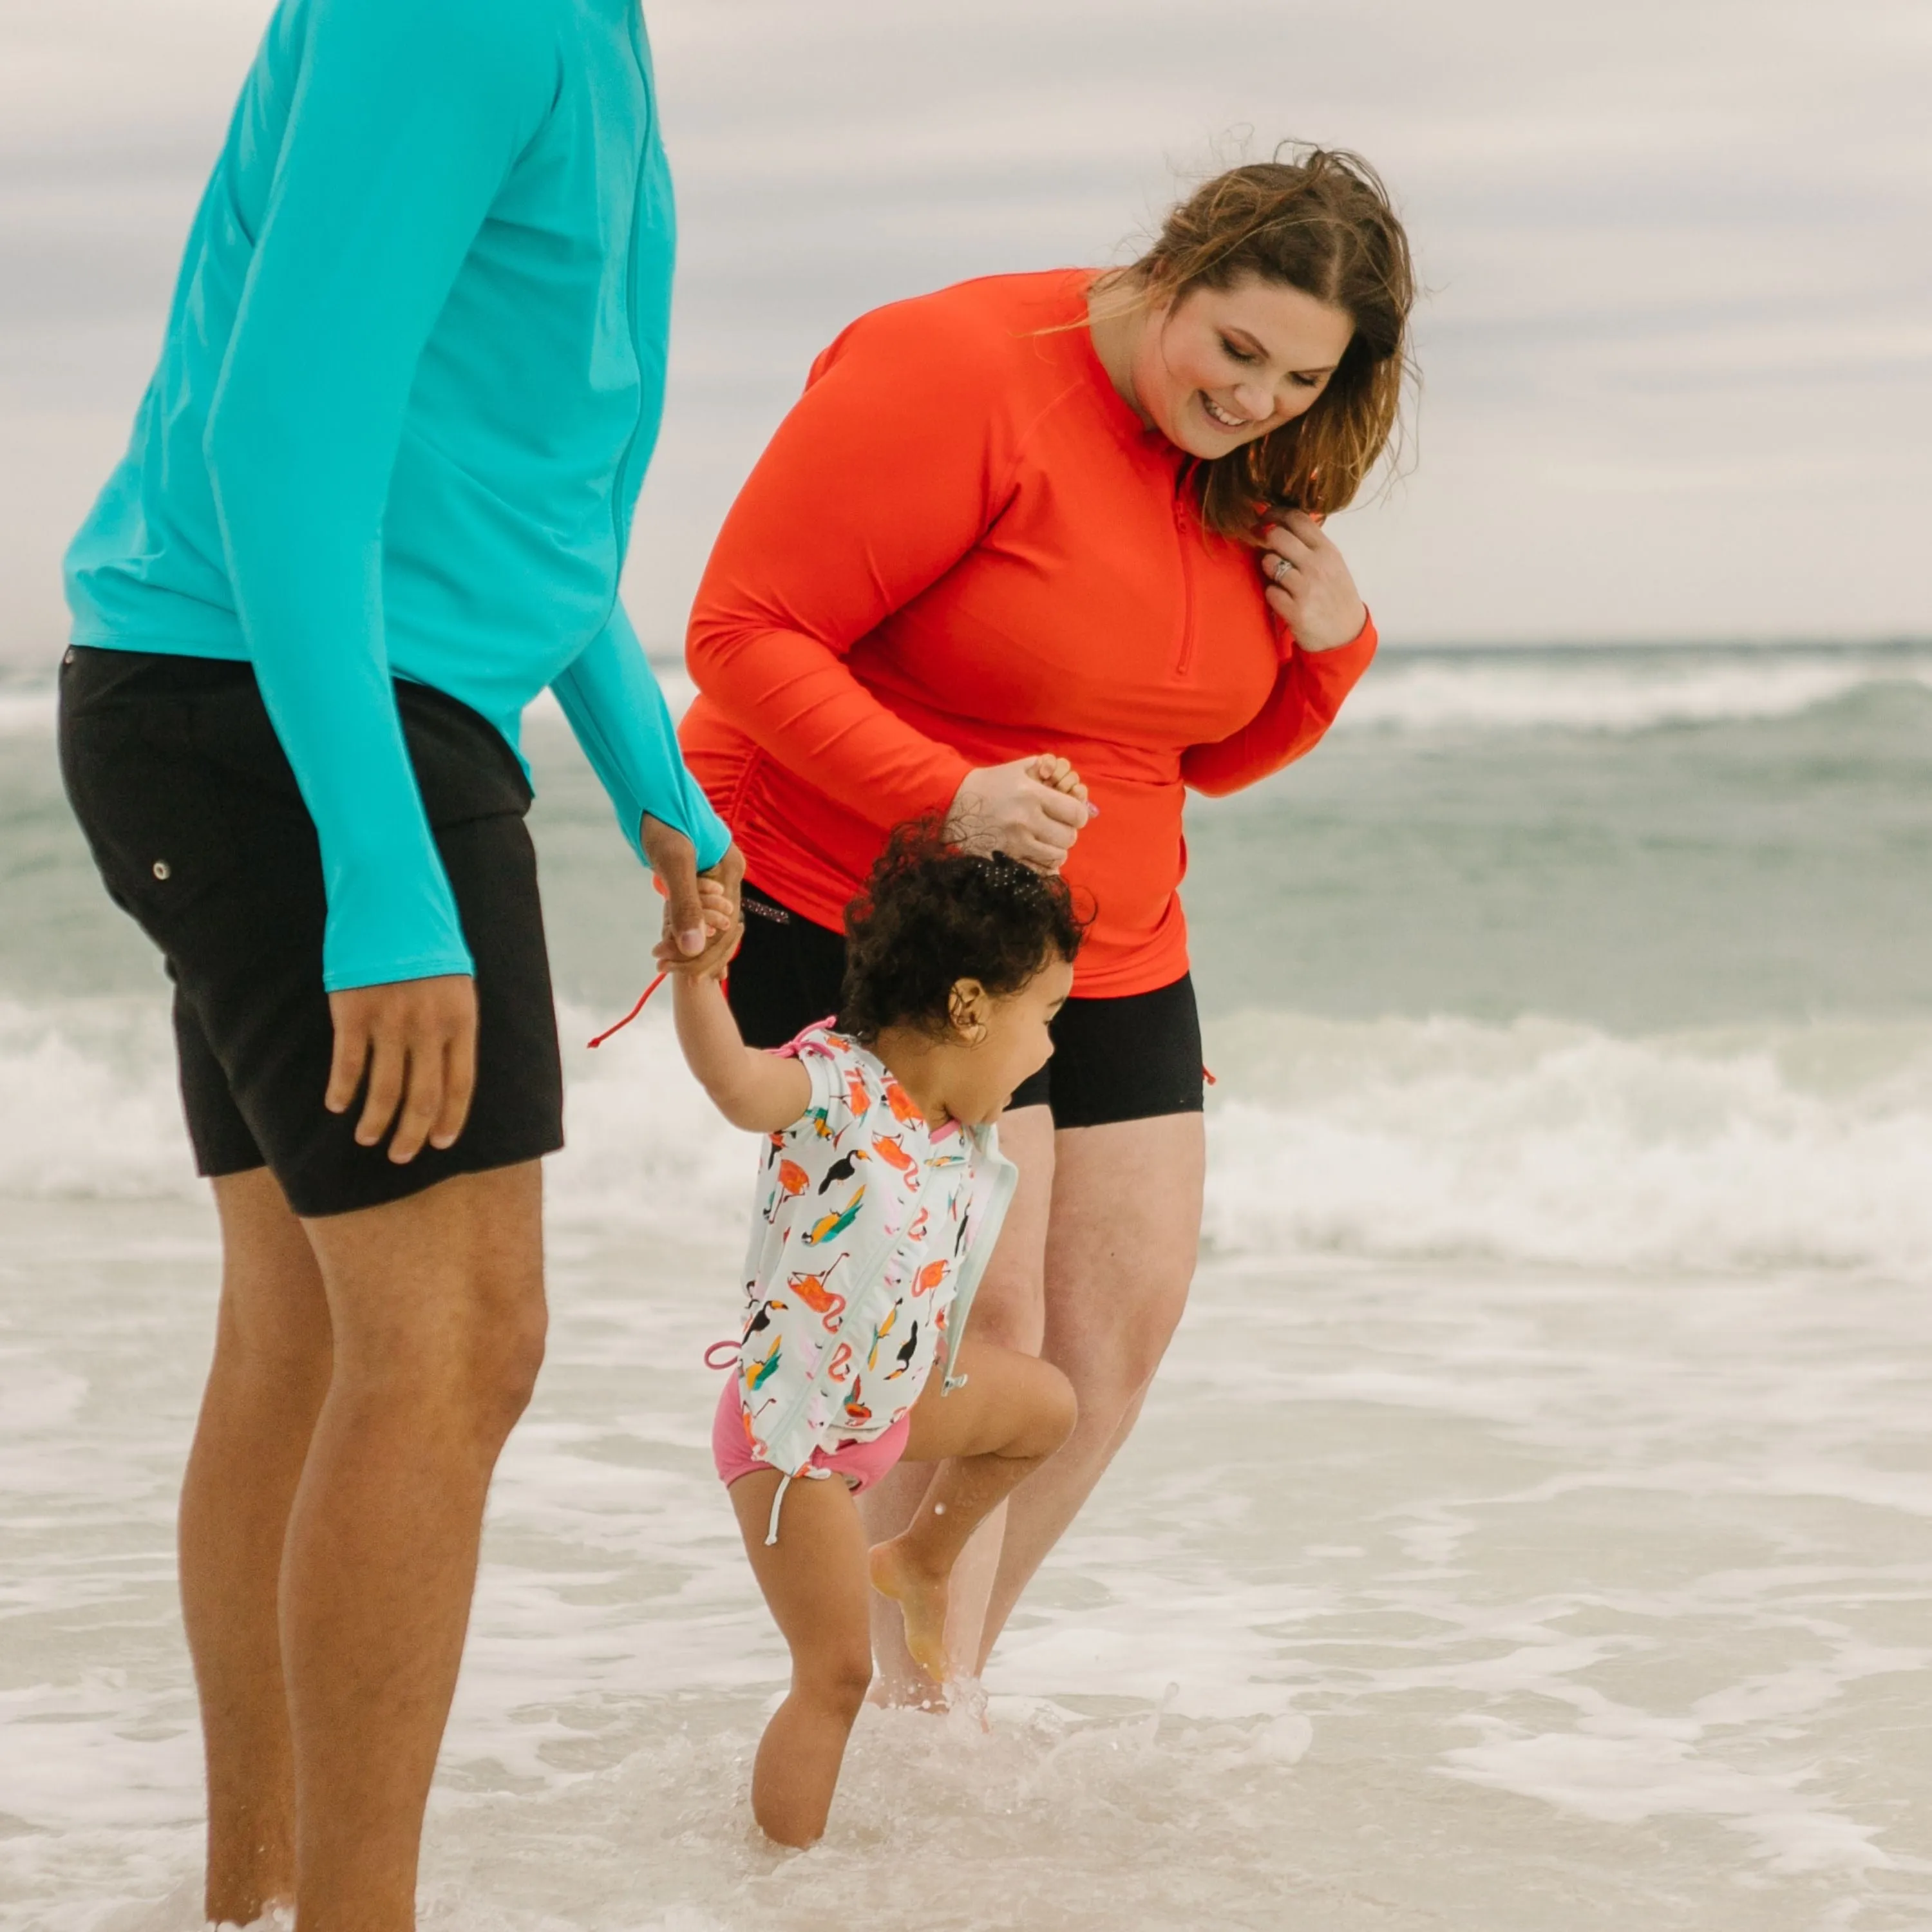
[683,149,1415,1698]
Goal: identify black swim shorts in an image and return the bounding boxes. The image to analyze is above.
[58,647,564,1217]
[725,882,1204,1128]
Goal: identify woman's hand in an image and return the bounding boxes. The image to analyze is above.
[947,755,1095,872]
[1258,511,1368,652]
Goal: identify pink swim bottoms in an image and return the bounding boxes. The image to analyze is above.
[711,1376,911,1496]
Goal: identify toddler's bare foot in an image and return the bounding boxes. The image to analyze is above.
[868,1537,952,1684]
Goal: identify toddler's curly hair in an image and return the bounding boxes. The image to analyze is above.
[840,821,1086,1041]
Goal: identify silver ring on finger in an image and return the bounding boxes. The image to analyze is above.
[1271,553,1295,585]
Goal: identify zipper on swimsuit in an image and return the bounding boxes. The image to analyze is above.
[1171,477,1198,678]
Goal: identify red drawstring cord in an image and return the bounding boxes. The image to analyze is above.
[1203,1065,1217,1085]
[586,972,668,1048]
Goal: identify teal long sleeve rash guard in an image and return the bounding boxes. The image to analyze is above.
[64,0,730,991]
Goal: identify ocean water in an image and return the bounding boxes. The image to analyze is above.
[3,643,1931,1930]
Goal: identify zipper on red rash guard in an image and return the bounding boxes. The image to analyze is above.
[1171,482,1199,678]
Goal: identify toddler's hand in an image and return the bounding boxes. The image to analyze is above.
[654,878,741,979]
[1028,753,1091,808]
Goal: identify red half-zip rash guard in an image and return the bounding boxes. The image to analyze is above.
[682,269,1376,998]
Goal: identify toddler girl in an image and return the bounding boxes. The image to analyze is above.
[671,820,1083,1847]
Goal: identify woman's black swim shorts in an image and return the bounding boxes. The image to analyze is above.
[59,647,564,1218]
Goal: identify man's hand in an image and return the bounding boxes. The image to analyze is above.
[325,973,478,1164]
[641,816,744,978]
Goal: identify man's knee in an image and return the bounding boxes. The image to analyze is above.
[473,1286,547,1435]
[424,1247,547,1443]
[335,1267,544,1450]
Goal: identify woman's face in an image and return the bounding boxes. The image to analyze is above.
[1130,274,1356,458]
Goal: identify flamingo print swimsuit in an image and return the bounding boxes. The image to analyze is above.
[712,1023,1018,1543]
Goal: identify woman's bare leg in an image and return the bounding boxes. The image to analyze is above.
[858,1105,1053,1699]
[977,1113,1204,1672]
[869,1340,1076,1681]
[728,1472,876,1846]
[180,1169,333,1928]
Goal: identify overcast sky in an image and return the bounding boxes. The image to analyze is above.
[2,0,1928,665]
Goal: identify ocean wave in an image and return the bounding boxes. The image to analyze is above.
[1201,1012,1932,1276]
[8,996,1932,1280]
[0,998,201,1200]
[1337,652,1932,737]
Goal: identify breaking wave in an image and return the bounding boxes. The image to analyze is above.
[10,996,1930,1278]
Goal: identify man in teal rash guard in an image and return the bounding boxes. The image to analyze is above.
[57,0,741,1922]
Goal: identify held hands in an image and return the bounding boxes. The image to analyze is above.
[1034,753,1089,806]
[669,876,739,981]
[1257,511,1367,652]
[947,753,1096,873]
[325,973,478,1164]
[323,819,747,1165]
[650,875,742,978]
[643,815,745,980]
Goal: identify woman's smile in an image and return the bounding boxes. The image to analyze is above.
[1199,392,1262,431]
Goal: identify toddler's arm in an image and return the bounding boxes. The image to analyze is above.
[673,969,813,1133]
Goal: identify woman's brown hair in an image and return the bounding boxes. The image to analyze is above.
[1100,147,1416,538]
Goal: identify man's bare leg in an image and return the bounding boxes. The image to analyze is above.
[284,1160,546,1931]
[181,1169,334,1927]
[857,1106,1053,1698]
